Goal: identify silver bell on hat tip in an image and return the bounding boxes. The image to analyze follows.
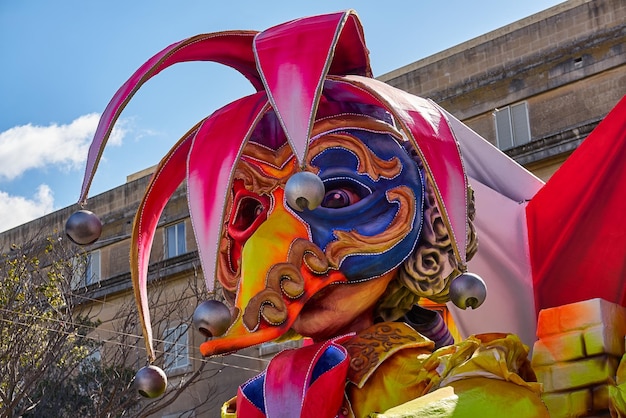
[285,171,325,211]
[192,300,232,338]
[134,364,167,398]
[450,272,487,310]
[65,210,102,245]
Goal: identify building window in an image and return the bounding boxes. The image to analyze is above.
[85,251,101,285]
[71,250,101,288]
[163,324,190,372]
[165,222,186,258]
[494,102,531,150]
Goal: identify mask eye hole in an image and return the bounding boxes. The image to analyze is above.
[232,197,264,231]
[321,179,370,209]
[322,189,359,208]
[227,180,271,242]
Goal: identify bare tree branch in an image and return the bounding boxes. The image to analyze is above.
[0,232,214,418]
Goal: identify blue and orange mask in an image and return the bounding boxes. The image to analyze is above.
[70,10,474,363]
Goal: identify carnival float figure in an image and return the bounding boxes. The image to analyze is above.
[64,10,586,417]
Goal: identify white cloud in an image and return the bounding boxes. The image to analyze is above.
[0,114,127,181]
[0,185,54,232]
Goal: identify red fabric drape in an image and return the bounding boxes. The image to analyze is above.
[527,95,626,314]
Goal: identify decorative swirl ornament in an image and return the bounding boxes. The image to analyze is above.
[242,239,332,331]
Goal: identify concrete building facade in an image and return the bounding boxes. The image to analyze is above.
[379,0,625,180]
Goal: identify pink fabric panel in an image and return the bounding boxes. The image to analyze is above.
[438,107,543,347]
[340,76,469,264]
[254,11,367,165]
[436,103,544,202]
[131,124,199,359]
[236,383,266,418]
[301,349,349,418]
[264,339,349,418]
[327,12,371,78]
[187,93,269,292]
[527,95,626,312]
[449,178,537,347]
[80,32,261,203]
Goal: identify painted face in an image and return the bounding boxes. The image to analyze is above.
[301,126,424,281]
[203,115,425,354]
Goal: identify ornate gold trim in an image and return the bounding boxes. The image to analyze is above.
[325,185,415,267]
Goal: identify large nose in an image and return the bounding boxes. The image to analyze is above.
[199,188,346,357]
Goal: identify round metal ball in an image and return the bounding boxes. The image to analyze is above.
[134,365,167,398]
[285,171,325,211]
[449,272,487,310]
[65,210,102,245]
[192,300,232,338]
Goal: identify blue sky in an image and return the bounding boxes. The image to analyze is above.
[0,0,564,232]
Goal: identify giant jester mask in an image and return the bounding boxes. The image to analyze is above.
[68,10,482,370]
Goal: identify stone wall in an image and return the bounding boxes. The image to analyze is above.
[378,0,626,169]
[532,298,626,417]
